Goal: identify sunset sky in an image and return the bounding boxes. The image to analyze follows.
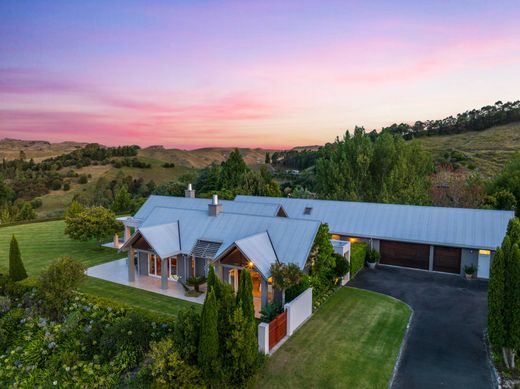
[1,0,519,149]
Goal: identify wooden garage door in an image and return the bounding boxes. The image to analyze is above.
[433,246,461,274]
[380,240,430,270]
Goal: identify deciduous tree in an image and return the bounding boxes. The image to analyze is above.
[65,206,119,245]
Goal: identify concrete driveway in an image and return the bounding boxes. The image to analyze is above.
[349,266,494,389]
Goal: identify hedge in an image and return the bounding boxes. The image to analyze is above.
[350,243,368,279]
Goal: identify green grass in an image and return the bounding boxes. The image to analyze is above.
[418,122,520,178]
[256,287,411,389]
[0,220,197,316]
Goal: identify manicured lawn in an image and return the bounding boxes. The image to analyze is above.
[0,220,197,316]
[81,277,199,316]
[256,287,411,389]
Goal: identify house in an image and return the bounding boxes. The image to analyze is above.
[117,192,321,314]
[112,186,513,314]
[235,195,515,279]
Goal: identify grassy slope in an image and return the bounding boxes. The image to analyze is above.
[256,287,410,389]
[0,220,197,316]
[417,122,520,178]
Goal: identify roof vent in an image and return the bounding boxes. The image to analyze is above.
[185,183,196,198]
[208,194,223,216]
[303,207,312,215]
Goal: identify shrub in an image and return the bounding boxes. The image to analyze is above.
[333,253,350,278]
[147,338,203,388]
[260,301,284,323]
[350,243,368,278]
[78,174,88,184]
[366,249,380,263]
[65,206,119,244]
[9,235,28,282]
[38,257,85,319]
[30,198,43,209]
[464,264,476,275]
[173,307,200,364]
[198,288,220,381]
[63,181,71,191]
[285,275,310,303]
[186,276,206,293]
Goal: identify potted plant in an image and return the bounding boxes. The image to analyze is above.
[186,276,206,296]
[366,249,380,270]
[464,264,476,280]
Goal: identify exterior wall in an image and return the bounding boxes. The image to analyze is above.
[138,251,148,276]
[461,248,479,277]
[195,257,207,278]
[177,255,189,281]
[284,288,313,336]
[371,239,380,252]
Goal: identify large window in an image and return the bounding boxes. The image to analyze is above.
[148,254,162,277]
[169,257,177,278]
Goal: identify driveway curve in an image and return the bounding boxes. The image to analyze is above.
[349,266,494,389]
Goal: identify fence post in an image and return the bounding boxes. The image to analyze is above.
[258,322,269,355]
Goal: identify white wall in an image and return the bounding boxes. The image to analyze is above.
[284,288,313,336]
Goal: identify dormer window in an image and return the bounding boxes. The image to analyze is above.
[303,207,312,215]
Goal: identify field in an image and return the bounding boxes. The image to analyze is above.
[417,122,520,178]
[0,220,197,316]
[256,287,411,388]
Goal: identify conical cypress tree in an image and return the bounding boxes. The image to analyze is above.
[507,244,520,356]
[198,288,220,381]
[206,264,222,300]
[488,247,505,347]
[9,235,27,281]
[236,268,255,323]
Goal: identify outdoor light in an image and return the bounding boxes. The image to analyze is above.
[248,261,254,268]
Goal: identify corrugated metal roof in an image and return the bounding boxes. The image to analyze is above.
[191,240,222,259]
[235,232,278,278]
[139,207,320,269]
[133,195,282,221]
[139,222,181,259]
[235,195,515,250]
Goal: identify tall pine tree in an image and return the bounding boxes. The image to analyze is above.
[9,235,27,281]
[236,268,255,323]
[504,243,520,368]
[198,288,220,381]
[488,247,505,348]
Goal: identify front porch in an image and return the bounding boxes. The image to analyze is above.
[86,258,206,304]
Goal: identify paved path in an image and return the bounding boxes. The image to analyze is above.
[349,266,494,389]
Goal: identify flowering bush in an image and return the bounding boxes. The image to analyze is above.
[0,291,173,387]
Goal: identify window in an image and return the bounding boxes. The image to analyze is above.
[479,249,491,256]
[170,256,177,278]
[303,207,312,215]
[148,253,163,277]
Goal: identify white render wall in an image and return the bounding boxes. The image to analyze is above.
[284,288,313,336]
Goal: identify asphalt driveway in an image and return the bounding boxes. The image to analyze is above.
[349,266,494,389]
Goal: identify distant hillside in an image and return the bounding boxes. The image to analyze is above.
[0,138,87,161]
[417,122,520,177]
[139,146,279,169]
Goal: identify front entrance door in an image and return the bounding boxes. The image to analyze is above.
[148,253,162,277]
[477,251,491,279]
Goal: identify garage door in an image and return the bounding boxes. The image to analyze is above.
[433,246,461,274]
[380,240,430,270]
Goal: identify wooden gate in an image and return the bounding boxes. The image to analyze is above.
[269,310,287,350]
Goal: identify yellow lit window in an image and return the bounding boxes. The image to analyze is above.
[479,249,491,255]
[331,234,341,241]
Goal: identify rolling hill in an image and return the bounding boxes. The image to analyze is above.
[417,122,520,178]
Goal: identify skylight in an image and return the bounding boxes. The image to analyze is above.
[303,207,313,215]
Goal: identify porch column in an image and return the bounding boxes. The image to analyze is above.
[124,225,131,242]
[161,258,168,290]
[261,277,268,309]
[429,245,434,272]
[128,247,135,282]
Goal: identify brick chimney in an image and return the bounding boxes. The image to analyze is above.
[185,183,196,198]
[208,194,222,216]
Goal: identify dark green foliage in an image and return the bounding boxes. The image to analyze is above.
[489,153,520,215]
[265,152,271,164]
[186,276,206,293]
[38,257,85,319]
[270,262,304,304]
[9,235,27,281]
[314,128,433,204]
[236,268,255,324]
[333,253,350,278]
[260,301,284,323]
[285,275,311,303]
[309,224,336,282]
[173,307,201,365]
[507,217,520,244]
[65,206,119,244]
[15,202,36,221]
[350,243,368,278]
[225,306,260,385]
[63,182,71,191]
[78,174,88,184]
[111,186,134,213]
[206,264,221,298]
[505,244,520,353]
[198,288,220,380]
[146,338,203,388]
[488,247,505,347]
[161,162,176,168]
[366,249,381,263]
